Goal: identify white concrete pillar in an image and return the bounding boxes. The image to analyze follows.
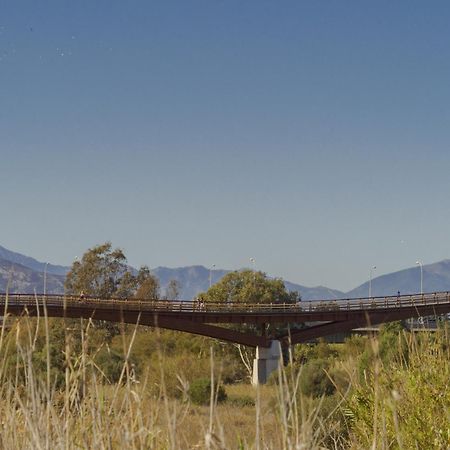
[252,340,282,385]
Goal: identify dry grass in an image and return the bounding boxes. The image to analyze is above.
[1,301,449,449]
[0,306,332,450]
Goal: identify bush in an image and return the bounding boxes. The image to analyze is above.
[189,378,227,405]
[347,330,450,449]
[228,395,255,407]
[300,358,335,397]
[95,348,132,383]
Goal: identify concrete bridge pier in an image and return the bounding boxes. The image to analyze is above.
[252,340,282,385]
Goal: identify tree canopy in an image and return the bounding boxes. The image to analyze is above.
[200,270,299,304]
[134,266,160,300]
[65,242,159,300]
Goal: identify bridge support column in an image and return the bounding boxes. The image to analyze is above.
[252,340,282,385]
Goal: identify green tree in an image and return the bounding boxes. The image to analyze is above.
[198,270,299,378]
[200,270,299,304]
[65,242,134,298]
[135,266,160,300]
[65,243,163,337]
[65,242,159,301]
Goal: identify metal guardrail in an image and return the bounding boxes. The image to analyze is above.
[0,292,449,314]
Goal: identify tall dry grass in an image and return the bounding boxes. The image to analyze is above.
[0,297,334,450]
[1,295,449,449]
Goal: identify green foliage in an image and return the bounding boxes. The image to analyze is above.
[65,242,159,300]
[198,269,298,343]
[134,266,160,300]
[378,328,408,365]
[65,242,128,297]
[347,331,450,449]
[358,323,410,380]
[228,395,255,407]
[189,378,227,405]
[293,340,339,365]
[299,358,335,397]
[340,334,368,359]
[105,329,246,397]
[200,270,299,304]
[379,320,406,334]
[65,243,160,336]
[94,347,130,383]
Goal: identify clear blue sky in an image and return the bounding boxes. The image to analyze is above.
[2,1,450,291]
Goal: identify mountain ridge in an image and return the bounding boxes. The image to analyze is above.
[0,245,68,276]
[1,244,450,301]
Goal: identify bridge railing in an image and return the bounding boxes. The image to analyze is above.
[0,292,449,314]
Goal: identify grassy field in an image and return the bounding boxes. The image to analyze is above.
[0,312,449,449]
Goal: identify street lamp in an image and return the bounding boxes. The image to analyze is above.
[209,264,216,288]
[250,257,256,281]
[43,262,49,296]
[369,266,376,298]
[416,261,423,294]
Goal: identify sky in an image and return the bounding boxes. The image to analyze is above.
[2,1,450,292]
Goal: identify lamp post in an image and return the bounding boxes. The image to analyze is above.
[416,260,423,294]
[369,265,376,298]
[43,262,49,296]
[250,257,256,280]
[209,264,216,288]
[249,258,257,302]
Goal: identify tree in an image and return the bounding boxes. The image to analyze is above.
[65,243,133,298]
[200,270,299,304]
[135,266,160,300]
[199,270,299,380]
[65,242,158,300]
[165,279,181,300]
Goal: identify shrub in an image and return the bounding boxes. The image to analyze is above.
[300,358,335,397]
[189,378,227,405]
[228,395,255,407]
[95,348,132,383]
[347,330,450,449]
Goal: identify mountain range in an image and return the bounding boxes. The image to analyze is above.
[1,244,450,301]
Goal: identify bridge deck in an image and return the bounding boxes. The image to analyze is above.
[1,292,449,347]
[1,291,449,312]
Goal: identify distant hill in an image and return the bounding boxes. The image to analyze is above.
[154,266,344,300]
[0,245,68,276]
[0,245,344,300]
[0,257,65,294]
[153,265,229,299]
[284,282,344,301]
[2,244,450,301]
[346,260,450,298]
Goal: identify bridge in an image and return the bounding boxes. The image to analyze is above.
[1,291,450,383]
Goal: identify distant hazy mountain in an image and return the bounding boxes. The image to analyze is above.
[0,257,65,294]
[0,244,344,300]
[153,265,229,300]
[0,245,68,276]
[2,244,450,301]
[346,260,450,298]
[154,267,344,301]
[284,282,344,301]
